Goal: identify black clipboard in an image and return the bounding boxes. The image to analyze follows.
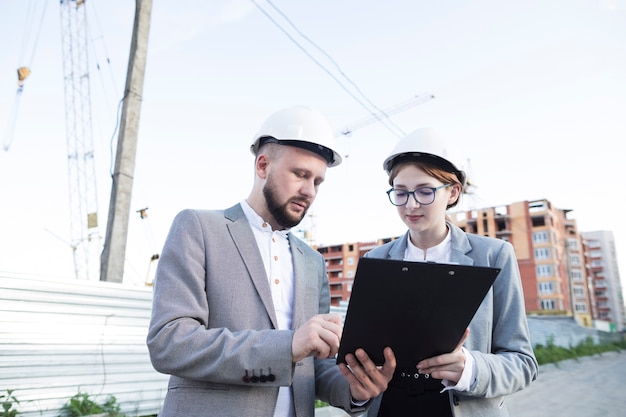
[336,257,500,368]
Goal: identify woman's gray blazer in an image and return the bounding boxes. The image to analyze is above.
[146,205,367,417]
[362,222,538,417]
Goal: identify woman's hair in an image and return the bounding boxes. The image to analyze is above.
[388,159,463,209]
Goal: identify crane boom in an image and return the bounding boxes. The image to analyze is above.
[338,93,435,137]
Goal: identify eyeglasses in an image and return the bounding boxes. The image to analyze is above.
[386,184,451,206]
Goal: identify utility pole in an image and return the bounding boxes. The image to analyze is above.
[100,0,152,283]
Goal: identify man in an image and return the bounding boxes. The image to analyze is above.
[147,105,395,417]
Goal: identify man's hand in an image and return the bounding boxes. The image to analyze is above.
[292,313,343,363]
[338,347,396,402]
[417,328,470,383]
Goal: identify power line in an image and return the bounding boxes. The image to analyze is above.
[249,0,406,137]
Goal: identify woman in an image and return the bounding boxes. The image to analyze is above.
[363,128,538,416]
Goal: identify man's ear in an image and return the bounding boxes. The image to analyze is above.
[255,154,270,179]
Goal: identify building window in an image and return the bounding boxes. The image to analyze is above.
[566,238,579,250]
[539,282,554,294]
[534,248,551,260]
[537,265,552,277]
[531,216,546,227]
[574,303,587,313]
[591,259,603,268]
[533,231,549,244]
[541,299,556,310]
[347,257,355,265]
[570,270,583,282]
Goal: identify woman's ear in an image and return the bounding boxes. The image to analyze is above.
[448,183,462,205]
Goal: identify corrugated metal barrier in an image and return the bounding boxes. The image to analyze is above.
[0,272,168,417]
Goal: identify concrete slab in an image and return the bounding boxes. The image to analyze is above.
[316,351,626,417]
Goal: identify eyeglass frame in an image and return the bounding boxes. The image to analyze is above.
[386,183,452,206]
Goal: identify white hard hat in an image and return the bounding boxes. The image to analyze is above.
[250,105,342,167]
[383,128,466,185]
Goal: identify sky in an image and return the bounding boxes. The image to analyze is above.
[1,0,625,289]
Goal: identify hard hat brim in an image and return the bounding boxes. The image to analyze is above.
[384,152,466,185]
[252,136,342,167]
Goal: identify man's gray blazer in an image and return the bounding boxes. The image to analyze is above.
[361,222,538,417]
[147,204,365,417]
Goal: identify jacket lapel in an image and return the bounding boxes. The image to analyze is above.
[289,234,309,329]
[224,204,279,329]
[448,222,475,266]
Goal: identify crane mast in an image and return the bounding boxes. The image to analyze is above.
[59,0,101,280]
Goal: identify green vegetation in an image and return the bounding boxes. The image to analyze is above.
[315,337,626,409]
[57,391,124,417]
[315,399,329,408]
[533,336,626,366]
[5,338,626,415]
[1,390,20,417]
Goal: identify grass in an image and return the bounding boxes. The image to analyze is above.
[6,337,626,414]
[533,336,626,366]
[315,336,626,408]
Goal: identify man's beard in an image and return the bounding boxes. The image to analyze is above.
[263,175,309,229]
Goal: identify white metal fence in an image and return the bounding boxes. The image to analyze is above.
[2,272,619,417]
[0,272,168,417]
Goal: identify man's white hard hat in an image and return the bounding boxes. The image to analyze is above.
[250,105,342,167]
[383,128,466,185]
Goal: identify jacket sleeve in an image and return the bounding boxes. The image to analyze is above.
[146,209,294,386]
[466,240,539,398]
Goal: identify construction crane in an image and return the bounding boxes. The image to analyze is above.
[337,93,435,138]
[298,94,435,246]
[59,0,101,280]
[57,0,153,283]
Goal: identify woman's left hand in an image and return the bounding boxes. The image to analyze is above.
[416,328,470,383]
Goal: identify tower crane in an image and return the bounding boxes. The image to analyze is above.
[337,93,435,138]
[59,0,101,280]
[299,94,435,246]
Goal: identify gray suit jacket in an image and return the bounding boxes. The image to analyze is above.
[147,205,365,417]
[361,222,538,417]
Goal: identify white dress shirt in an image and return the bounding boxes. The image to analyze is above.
[403,228,477,392]
[241,200,296,416]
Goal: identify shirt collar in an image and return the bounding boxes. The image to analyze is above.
[240,199,291,237]
[405,226,452,263]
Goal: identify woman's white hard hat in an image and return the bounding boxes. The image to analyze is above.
[250,105,342,167]
[383,128,466,185]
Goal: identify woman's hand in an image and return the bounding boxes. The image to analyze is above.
[416,328,470,383]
